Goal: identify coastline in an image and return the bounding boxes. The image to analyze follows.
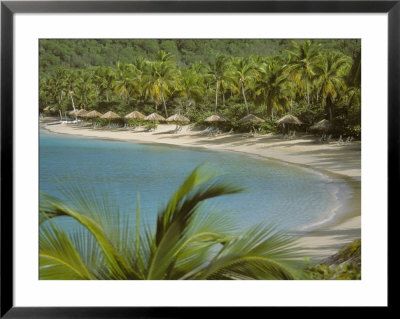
[42,123,361,263]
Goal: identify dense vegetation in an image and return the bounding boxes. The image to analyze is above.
[40,39,361,137]
[305,239,361,280]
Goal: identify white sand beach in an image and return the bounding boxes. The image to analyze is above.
[43,123,361,262]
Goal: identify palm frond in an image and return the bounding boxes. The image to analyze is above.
[147,166,242,279]
[194,224,305,280]
[40,221,95,280]
[40,194,140,279]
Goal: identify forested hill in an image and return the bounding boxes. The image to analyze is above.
[39,39,360,76]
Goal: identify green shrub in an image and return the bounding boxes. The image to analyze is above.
[305,262,361,280]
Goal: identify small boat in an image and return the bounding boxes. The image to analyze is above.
[46,121,62,126]
[61,120,78,124]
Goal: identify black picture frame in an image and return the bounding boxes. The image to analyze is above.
[1,1,396,317]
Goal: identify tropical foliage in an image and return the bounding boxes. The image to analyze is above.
[40,39,361,136]
[305,239,361,280]
[39,167,306,280]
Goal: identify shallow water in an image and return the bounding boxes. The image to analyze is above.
[39,129,349,232]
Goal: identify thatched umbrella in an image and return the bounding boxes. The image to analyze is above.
[144,113,166,121]
[83,110,103,125]
[125,111,146,120]
[101,111,120,119]
[166,114,190,123]
[275,114,302,134]
[49,106,59,112]
[44,106,51,111]
[310,119,332,131]
[275,114,303,125]
[101,111,120,127]
[76,109,88,117]
[84,110,103,119]
[238,114,265,124]
[204,114,229,122]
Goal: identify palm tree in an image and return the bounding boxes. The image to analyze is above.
[39,167,305,280]
[346,50,361,88]
[230,57,257,115]
[46,67,72,120]
[142,57,179,118]
[314,52,351,121]
[94,66,116,102]
[63,68,80,122]
[39,77,54,111]
[284,40,321,109]
[254,60,290,118]
[74,69,95,110]
[179,68,204,109]
[208,54,231,113]
[113,62,139,106]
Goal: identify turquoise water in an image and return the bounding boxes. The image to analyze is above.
[39,129,348,232]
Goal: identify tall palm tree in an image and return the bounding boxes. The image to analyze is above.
[75,69,95,110]
[230,57,257,115]
[63,68,81,121]
[180,68,204,109]
[94,66,116,102]
[254,60,290,118]
[113,62,139,106]
[143,57,179,117]
[346,50,361,88]
[39,167,305,280]
[207,54,231,113]
[314,52,351,121]
[284,40,321,109]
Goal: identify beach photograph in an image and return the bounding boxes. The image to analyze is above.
[39,39,361,280]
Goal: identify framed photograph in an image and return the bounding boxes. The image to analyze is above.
[1,0,396,317]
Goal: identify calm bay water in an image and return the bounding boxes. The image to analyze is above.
[39,129,348,232]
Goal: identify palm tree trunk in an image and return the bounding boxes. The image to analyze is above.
[214,80,219,113]
[161,88,168,118]
[327,99,334,121]
[241,82,249,115]
[69,92,78,122]
[186,88,191,109]
[306,80,311,123]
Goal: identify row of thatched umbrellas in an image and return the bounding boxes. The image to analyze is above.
[67,109,191,123]
[61,108,331,131]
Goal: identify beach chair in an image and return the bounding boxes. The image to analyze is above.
[326,135,332,143]
[201,127,212,135]
[345,136,351,143]
[338,135,343,145]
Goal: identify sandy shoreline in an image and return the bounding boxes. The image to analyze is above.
[42,123,361,262]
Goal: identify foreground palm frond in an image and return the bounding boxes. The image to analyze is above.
[39,166,305,280]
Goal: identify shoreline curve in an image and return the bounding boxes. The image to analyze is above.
[41,123,361,263]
